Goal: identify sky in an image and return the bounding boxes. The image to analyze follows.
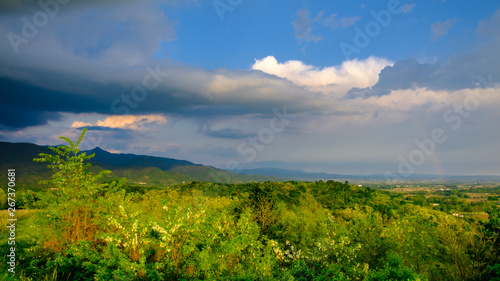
[0,0,500,177]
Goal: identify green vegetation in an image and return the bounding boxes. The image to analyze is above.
[1,130,500,280]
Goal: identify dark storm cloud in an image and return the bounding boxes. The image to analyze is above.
[0,62,318,130]
[0,104,62,129]
[0,75,127,128]
[347,42,500,98]
[0,75,198,129]
[0,0,140,15]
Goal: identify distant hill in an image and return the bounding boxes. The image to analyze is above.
[0,141,276,189]
[238,167,376,182]
[239,167,500,183]
[239,168,344,181]
[88,147,202,170]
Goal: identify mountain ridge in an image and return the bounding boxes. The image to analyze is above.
[0,141,278,187]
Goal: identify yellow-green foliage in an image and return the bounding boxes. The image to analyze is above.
[0,210,36,234]
[0,188,6,209]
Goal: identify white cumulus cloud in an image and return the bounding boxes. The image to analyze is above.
[251,55,393,96]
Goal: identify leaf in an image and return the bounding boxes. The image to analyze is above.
[59,136,75,148]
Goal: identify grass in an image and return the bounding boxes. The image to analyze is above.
[0,209,37,234]
[0,209,44,281]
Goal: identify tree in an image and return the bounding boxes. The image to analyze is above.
[32,129,118,251]
[33,128,111,199]
[15,129,131,280]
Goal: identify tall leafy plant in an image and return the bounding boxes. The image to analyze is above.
[32,129,117,256]
[33,128,111,200]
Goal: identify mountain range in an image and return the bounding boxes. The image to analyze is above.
[1,141,499,189]
[0,141,279,189]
